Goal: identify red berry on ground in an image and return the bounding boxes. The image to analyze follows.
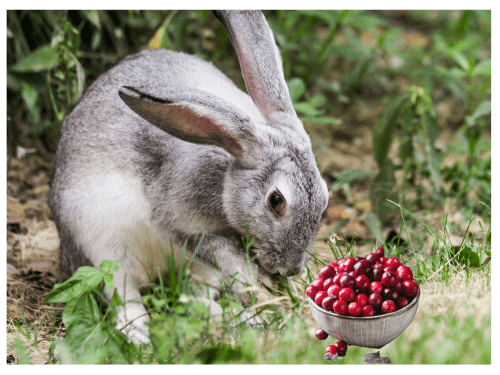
[361,305,375,317]
[348,301,362,316]
[319,264,336,279]
[355,274,370,290]
[339,287,356,302]
[381,271,397,287]
[315,328,329,340]
[355,293,368,307]
[306,285,319,299]
[322,296,336,312]
[381,300,397,314]
[368,293,383,308]
[340,274,355,288]
[327,284,342,297]
[333,300,348,315]
[397,296,409,308]
[323,277,335,291]
[315,291,328,306]
[325,345,338,355]
[385,257,401,268]
[401,280,419,297]
[334,341,348,357]
[375,247,385,257]
[396,265,414,281]
[369,281,383,295]
[311,278,325,290]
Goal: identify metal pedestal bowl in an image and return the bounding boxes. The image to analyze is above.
[308,290,420,349]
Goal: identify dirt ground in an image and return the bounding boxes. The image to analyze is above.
[6,97,490,363]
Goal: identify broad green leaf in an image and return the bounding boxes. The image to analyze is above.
[10,44,59,73]
[293,102,324,116]
[287,77,306,102]
[457,246,488,267]
[196,344,244,364]
[373,95,406,166]
[473,59,491,77]
[44,266,103,303]
[103,273,114,293]
[471,100,491,121]
[100,260,120,272]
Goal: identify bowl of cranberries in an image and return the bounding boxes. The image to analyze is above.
[307,247,420,349]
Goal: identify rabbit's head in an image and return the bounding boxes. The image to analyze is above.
[118,10,329,278]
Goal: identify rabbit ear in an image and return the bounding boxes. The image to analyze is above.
[119,86,259,159]
[214,10,296,125]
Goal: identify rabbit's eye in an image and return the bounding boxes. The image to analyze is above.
[268,190,287,217]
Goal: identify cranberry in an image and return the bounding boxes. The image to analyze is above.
[355,293,368,307]
[383,265,398,273]
[327,284,342,297]
[348,302,362,316]
[306,285,319,299]
[323,278,335,290]
[339,287,355,302]
[381,300,397,314]
[340,274,355,288]
[395,280,403,291]
[347,270,358,278]
[354,256,364,262]
[368,293,382,308]
[354,259,372,275]
[362,305,375,317]
[365,253,380,264]
[314,291,328,306]
[379,256,387,264]
[372,263,384,270]
[369,281,383,295]
[328,261,337,268]
[383,287,400,301]
[401,280,419,297]
[381,271,397,287]
[311,278,325,290]
[375,247,385,257]
[333,341,348,357]
[331,263,340,273]
[315,328,328,340]
[322,296,336,312]
[319,264,336,279]
[340,257,356,273]
[385,257,401,268]
[396,265,414,281]
[333,300,348,315]
[372,267,384,282]
[337,257,345,264]
[355,274,370,290]
[325,345,338,355]
[332,273,344,286]
[397,296,409,308]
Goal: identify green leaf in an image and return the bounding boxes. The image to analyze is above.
[44,266,103,303]
[81,10,101,29]
[370,159,399,224]
[287,77,306,102]
[364,212,384,243]
[196,344,244,364]
[457,246,488,267]
[422,110,442,193]
[373,95,406,166]
[293,102,324,116]
[471,100,491,121]
[330,169,373,190]
[448,49,469,71]
[100,260,120,272]
[472,59,491,77]
[302,116,341,125]
[10,44,59,73]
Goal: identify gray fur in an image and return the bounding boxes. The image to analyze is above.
[48,10,329,344]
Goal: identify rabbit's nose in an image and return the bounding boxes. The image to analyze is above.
[279,264,304,277]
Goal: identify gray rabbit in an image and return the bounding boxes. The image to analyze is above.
[48,10,329,344]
